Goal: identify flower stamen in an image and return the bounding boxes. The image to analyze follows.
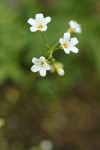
[37,24,43,29]
[63,43,69,48]
[67,27,74,33]
[39,61,45,66]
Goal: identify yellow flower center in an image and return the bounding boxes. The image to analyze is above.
[67,27,74,33]
[37,24,43,29]
[63,43,69,48]
[39,61,45,66]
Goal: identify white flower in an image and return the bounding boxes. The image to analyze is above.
[69,20,81,33]
[31,56,51,77]
[59,32,79,54]
[28,14,51,32]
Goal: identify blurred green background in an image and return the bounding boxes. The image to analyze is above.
[0,0,100,149]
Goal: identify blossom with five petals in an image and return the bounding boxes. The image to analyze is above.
[69,20,81,34]
[28,14,51,32]
[59,32,79,54]
[31,56,51,77]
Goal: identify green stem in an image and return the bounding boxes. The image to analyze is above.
[45,46,61,60]
[53,46,61,51]
[52,41,60,49]
[41,32,51,49]
[47,50,53,60]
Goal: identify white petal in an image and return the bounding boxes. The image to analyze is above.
[75,27,81,33]
[43,17,51,24]
[41,25,47,31]
[28,18,35,25]
[30,26,37,32]
[70,38,78,45]
[64,33,70,41]
[40,56,45,61]
[39,69,46,77]
[69,20,75,28]
[35,14,44,20]
[31,65,39,72]
[45,64,51,70]
[70,46,79,53]
[59,38,64,44]
[64,48,70,54]
[32,57,38,63]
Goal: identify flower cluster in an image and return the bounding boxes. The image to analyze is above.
[28,14,81,77]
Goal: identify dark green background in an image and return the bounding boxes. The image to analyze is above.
[0,0,100,150]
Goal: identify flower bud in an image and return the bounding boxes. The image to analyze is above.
[57,68,65,76]
[55,62,65,76]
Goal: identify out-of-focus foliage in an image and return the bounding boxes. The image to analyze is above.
[0,0,100,150]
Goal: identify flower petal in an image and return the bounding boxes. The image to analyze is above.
[43,17,51,24]
[75,27,81,33]
[70,46,79,53]
[35,14,44,20]
[28,18,35,25]
[31,65,39,72]
[30,26,37,32]
[59,38,64,44]
[64,48,70,54]
[41,25,47,31]
[70,38,78,45]
[45,64,51,70]
[40,56,45,61]
[39,69,46,77]
[64,33,70,41]
[69,20,75,29]
[32,57,38,64]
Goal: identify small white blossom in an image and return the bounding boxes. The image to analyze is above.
[69,20,81,33]
[28,14,51,32]
[31,56,51,77]
[59,32,79,54]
